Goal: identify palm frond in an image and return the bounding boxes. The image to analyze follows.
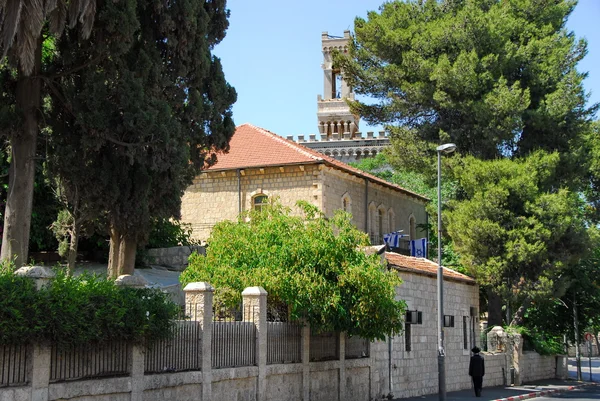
[48,0,67,36]
[1,0,22,58]
[16,0,44,74]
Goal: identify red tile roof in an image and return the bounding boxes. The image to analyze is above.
[385,252,476,284]
[206,123,428,202]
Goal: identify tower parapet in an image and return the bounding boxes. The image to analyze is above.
[290,131,390,164]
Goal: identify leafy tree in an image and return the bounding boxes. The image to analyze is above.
[336,0,596,171]
[446,152,589,325]
[180,201,406,340]
[350,152,464,272]
[44,0,236,277]
[338,0,598,326]
[0,0,98,269]
[583,121,600,221]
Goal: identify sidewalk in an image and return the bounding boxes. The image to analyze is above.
[394,379,595,401]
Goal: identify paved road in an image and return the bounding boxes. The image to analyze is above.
[569,356,600,382]
[396,357,599,401]
[534,385,600,400]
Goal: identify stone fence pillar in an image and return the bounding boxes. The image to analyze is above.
[14,266,55,401]
[556,355,568,379]
[242,287,267,401]
[115,274,148,289]
[508,331,523,385]
[184,282,214,401]
[14,265,55,290]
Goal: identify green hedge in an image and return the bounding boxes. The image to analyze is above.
[0,268,179,346]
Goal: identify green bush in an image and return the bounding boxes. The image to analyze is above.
[511,326,564,355]
[0,268,179,346]
[146,218,198,248]
[181,200,406,341]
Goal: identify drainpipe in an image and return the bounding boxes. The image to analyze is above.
[389,336,393,396]
[364,178,369,233]
[237,169,242,214]
[425,211,429,259]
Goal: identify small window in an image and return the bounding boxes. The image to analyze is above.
[444,315,455,328]
[405,310,422,325]
[342,193,352,214]
[253,195,268,211]
[405,323,412,352]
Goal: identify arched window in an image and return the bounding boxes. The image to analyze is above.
[341,192,352,214]
[377,205,387,244]
[388,208,395,234]
[368,202,377,242]
[253,194,268,211]
[409,215,416,240]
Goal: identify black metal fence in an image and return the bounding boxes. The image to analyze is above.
[345,335,370,359]
[267,323,302,364]
[310,331,339,362]
[0,344,28,387]
[212,322,256,368]
[145,321,202,374]
[50,341,130,382]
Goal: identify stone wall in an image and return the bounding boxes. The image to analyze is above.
[181,165,322,241]
[568,342,599,357]
[321,166,427,237]
[145,246,205,270]
[369,271,480,399]
[521,352,558,383]
[483,353,510,387]
[1,270,566,401]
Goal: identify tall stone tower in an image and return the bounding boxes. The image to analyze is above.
[317,31,359,138]
[298,31,389,163]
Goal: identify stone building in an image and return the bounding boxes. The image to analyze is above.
[374,252,481,398]
[298,31,390,163]
[180,123,428,245]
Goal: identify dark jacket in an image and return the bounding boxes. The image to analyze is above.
[469,353,485,377]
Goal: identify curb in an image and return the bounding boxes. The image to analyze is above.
[492,385,580,401]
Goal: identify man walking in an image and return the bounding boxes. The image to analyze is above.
[469,346,485,397]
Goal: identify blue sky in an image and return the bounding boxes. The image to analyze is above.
[215,0,599,138]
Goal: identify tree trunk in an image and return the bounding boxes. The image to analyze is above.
[107,225,121,279]
[67,222,80,275]
[118,236,136,276]
[509,298,531,326]
[487,289,503,327]
[0,39,42,269]
[574,294,582,380]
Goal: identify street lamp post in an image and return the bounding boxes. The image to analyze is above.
[436,143,456,401]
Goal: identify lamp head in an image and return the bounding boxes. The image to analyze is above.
[436,143,457,154]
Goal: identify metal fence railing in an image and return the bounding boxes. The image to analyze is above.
[0,344,28,387]
[267,322,301,364]
[212,322,256,368]
[310,331,339,362]
[50,341,130,382]
[345,335,370,359]
[145,321,202,374]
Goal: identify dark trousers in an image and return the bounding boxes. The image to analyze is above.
[472,376,483,396]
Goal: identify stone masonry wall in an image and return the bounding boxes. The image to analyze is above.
[482,353,509,387]
[321,166,427,236]
[2,273,565,401]
[521,352,557,383]
[371,271,480,399]
[181,165,322,241]
[145,246,205,270]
